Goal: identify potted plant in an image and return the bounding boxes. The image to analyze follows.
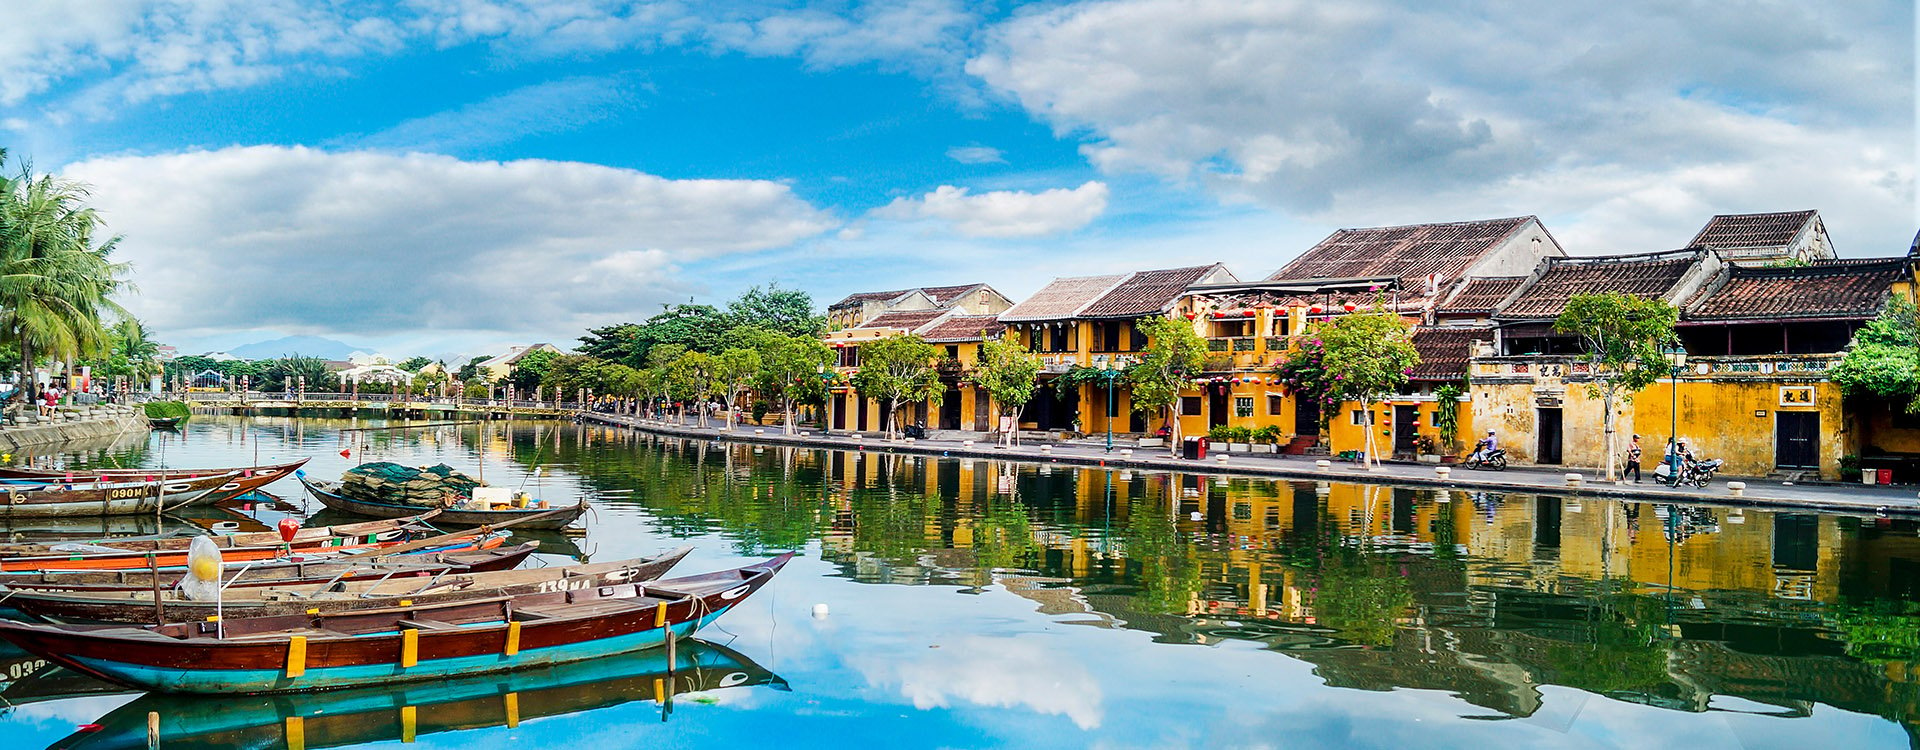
[1252,425,1283,453]
[1415,433,1441,463]
[1434,382,1465,463]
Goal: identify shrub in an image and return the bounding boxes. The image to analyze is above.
[143,401,191,424]
[1207,424,1234,441]
[1253,425,1284,444]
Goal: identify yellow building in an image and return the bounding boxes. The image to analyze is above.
[825,283,1012,331]
[819,306,1007,433]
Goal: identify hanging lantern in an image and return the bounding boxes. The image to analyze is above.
[1309,304,1323,314]
[1342,303,1356,312]
[1242,309,1256,317]
[1185,312,1197,320]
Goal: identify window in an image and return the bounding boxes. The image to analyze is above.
[1235,397,1254,418]
[1180,396,1203,415]
[1267,394,1284,415]
[945,345,959,359]
[1270,317,1290,337]
[1130,325,1149,350]
[1350,409,1373,426]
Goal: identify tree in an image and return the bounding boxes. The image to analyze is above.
[257,355,338,393]
[740,329,831,434]
[713,348,762,427]
[1317,307,1420,470]
[1555,292,1677,482]
[397,356,433,372]
[506,348,559,393]
[665,350,718,426]
[1126,316,1208,456]
[968,336,1043,446]
[455,355,490,383]
[0,154,130,400]
[1272,336,1336,439]
[849,335,942,439]
[1834,294,1920,412]
[725,284,824,338]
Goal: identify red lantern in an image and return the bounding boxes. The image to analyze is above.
[1212,312,1226,319]
[1342,303,1356,312]
[1242,309,1256,317]
[1185,312,1197,320]
[277,518,301,543]
[1309,304,1323,313]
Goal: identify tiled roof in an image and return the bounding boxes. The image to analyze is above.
[919,314,1006,343]
[1410,327,1491,381]
[1436,276,1525,316]
[1268,217,1533,285]
[1081,265,1226,318]
[853,309,946,331]
[1498,251,1702,319]
[999,274,1126,322]
[1689,210,1816,251]
[829,289,910,309]
[919,284,983,305]
[1685,258,1908,322]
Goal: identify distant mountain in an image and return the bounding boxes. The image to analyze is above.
[228,336,361,361]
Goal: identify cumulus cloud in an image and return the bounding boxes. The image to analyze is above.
[875,181,1108,237]
[946,145,1006,164]
[65,146,836,341]
[854,636,1104,729]
[969,0,1914,252]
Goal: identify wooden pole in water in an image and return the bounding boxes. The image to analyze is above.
[146,710,159,749]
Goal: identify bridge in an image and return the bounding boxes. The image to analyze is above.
[173,391,591,419]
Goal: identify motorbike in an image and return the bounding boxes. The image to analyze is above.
[1463,448,1508,470]
[1654,457,1724,488]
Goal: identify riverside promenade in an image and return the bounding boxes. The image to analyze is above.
[580,412,1920,519]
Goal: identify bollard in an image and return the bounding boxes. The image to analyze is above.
[1564,473,1583,487]
[963,440,975,447]
[1434,466,1451,479]
[1727,481,1746,497]
[904,437,915,443]
[1041,445,1052,452]
[1120,448,1133,457]
[1215,454,1228,463]
[1315,459,1331,470]
[754,428,765,435]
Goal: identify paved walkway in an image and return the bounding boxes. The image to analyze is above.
[579,413,1920,518]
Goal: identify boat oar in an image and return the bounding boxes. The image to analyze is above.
[362,505,581,560]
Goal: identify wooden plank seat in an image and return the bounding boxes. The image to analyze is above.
[397,619,458,630]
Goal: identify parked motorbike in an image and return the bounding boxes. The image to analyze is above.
[1463,448,1508,470]
[1654,457,1724,488]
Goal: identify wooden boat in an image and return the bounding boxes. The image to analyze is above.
[301,475,589,530]
[0,553,793,693]
[147,416,182,430]
[0,458,311,506]
[0,524,503,573]
[0,511,438,557]
[0,471,239,518]
[9,546,693,623]
[52,639,783,750]
[0,540,540,593]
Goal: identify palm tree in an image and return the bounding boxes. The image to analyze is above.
[111,317,162,379]
[0,154,130,400]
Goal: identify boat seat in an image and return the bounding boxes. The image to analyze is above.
[514,599,651,621]
[397,618,458,630]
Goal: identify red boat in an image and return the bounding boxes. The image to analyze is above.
[0,553,794,694]
[0,459,310,506]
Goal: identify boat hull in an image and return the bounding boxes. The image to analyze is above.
[0,459,309,506]
[0,541,539,593]
[0,472,235,518]
[302,477,587,530]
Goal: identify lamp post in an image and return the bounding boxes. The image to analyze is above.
[1664,347,1687,480]
[817,364,835,435]
[1099,359,1121,453]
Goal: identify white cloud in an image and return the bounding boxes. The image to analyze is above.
[875,181,1109,237]
[853,636,1105,729]
[65,146,836,342]
[348,75,636,153]
[946,145,1005,164]
[969,0,1915,253]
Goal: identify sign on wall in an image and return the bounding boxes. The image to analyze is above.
[1778,386,1815,408]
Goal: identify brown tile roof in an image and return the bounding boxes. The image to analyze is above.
[1081,265,1227,319]
[1689,210,1816,251]
[1498,250,1704,320]
[829,289,912,309]
[1436,276,1525,316]
[853,309,946,331]
[1410,327,1491,381]
[999,274,1126,322]
[919,314,1006,343]
[1268,216,1534,285]
[919,284,984,305]
[1685,258,1909,322]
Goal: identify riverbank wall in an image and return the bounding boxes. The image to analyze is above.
[579,412,1920,520]
[0,405,145,451]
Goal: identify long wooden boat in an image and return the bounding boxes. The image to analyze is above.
[0,458,310,506]
[0,525,502,573]
[0,472,239,518]
[52,639,783,750]
[0,553,793,693]
[10,546,693,623]
[0,540,540,593]
[0,511,438,558]
[147,416,182,430]
[301,475,589,530]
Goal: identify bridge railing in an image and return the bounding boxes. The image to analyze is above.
[169,391,587,411]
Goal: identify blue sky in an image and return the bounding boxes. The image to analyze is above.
[0,1,1911,362]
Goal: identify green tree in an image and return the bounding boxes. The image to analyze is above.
[0,154,130,399]
[665,350,719,426]
[396,356,432,372]
[968,336,1043,446]
[257,355,337,392]
[455,355,490,383]
[849,334,942,439]
[725,284,823,338]
[506,348,560,393]
[1555,292,1677,481]
[1317,307,1420,470]
[577,322,641,366]
[713,347,762,427]
[1126,316,1208,456]
[737,329,831,434]
[1833,294,1920,412]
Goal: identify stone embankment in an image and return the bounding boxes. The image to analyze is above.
[579,412,1920,520]
[0,404,145,451]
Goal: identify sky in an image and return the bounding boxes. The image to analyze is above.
[0,0,1912,363]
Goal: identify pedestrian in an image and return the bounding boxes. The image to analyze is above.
[1624,434,1642,483]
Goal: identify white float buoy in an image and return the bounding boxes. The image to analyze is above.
[812,603,830,618]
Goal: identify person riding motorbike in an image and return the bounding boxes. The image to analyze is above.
[1469,430,1499,463]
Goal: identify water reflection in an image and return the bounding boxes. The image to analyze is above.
[3,416,1919,746]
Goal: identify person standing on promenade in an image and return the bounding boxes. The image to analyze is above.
[1624,435,1642,483]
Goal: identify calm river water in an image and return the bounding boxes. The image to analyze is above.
[0,414,1916,749]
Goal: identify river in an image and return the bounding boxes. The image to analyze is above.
[0,414,1914,749]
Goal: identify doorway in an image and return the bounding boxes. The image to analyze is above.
[1776,412,1819,469]
[1295,399,1320,436]
[1208,387,1229,429]
[939,387,961,430]
[1537,408,1563,464]
[1393,405,1418,454]
[833,393,848,430]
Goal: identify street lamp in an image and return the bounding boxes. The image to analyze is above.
[1664,346,1687,478]
[817,364,835,435]
[1098,359,1122,453]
